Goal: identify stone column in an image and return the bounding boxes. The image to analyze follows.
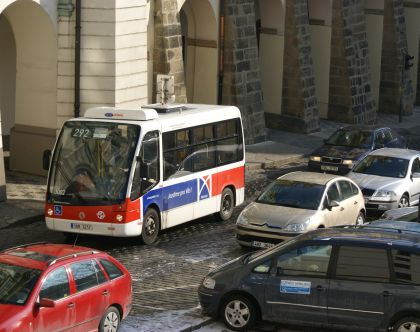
[267,0,318,133]
[328,0,376,124]
[379,0,413,115]
[0,111,6,202]
[153,0,187,103]
[222,0,266,144]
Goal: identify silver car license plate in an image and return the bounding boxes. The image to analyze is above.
[321,165,338,171]
[252,241,274,249]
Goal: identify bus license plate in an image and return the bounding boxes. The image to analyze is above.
[252,241,274,249]
[321,165,338,172]
[70,223,93,231]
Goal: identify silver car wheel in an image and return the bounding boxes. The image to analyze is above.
[396,321,419,332]
[398,195,409,208]
[103,311,119,332]
[225,299,250,328]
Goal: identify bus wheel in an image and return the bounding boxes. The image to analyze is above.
[141,209,160,245]
[218,188,234,221]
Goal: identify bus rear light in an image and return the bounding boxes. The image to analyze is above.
[47,209,53,216]
[116,214,124,222]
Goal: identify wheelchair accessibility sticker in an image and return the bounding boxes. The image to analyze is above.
[280,280,311,295]
[54,205,62,216]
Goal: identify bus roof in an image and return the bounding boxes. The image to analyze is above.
[83,103,242,132]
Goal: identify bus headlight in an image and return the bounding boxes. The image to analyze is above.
[116,214,124,222]
[47,208,53,216]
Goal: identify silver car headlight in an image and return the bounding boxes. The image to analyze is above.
[202,276,216,290]
[310,156,321,162]
[284,219,310,232]
[372,190,397,201]
[236,213,249,225]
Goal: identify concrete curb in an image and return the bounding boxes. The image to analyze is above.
[179,317,216,332]
[245,154,307,171]
[1,214,44,230]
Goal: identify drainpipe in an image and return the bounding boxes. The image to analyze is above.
[74,0,81,118]
[217,0,225,105]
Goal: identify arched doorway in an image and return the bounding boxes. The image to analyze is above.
[180,0,218,104]
[0,0,57,175]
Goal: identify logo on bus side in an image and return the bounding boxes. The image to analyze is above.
[199,176,211,200]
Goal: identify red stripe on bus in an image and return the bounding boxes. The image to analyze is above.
[211,166,245,196]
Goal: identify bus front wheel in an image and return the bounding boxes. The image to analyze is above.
[217,188,234,221]
[141,209,160,245]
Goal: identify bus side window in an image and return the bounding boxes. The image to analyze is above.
[131,131,160,199]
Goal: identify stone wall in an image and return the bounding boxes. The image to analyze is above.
[222,0,266,144]
[328,0,376,124]
[267,0,319,134]
[153,0,187,103]
[379,0,413,115]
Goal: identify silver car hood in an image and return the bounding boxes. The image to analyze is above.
[240,202,316,228]
[348,172,405,192]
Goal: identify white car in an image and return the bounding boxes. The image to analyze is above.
[235,171,366,248]
[348,148,420,213]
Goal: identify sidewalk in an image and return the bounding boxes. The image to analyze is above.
[1,107,420,230]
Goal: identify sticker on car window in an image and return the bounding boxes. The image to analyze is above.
[280,280,311,295]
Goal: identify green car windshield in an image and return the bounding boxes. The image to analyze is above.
[48,121,140,205]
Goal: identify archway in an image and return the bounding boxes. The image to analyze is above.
[0,0,57,175]
[180,0,218,104]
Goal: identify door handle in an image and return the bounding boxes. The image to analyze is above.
[382,291,393,297]
[102,290,109,296]
[353,201,358,205]
[340,207,344,211]
[316,285,326,292]
[67,302,75,308]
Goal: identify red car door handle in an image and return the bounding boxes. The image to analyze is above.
[102,290,109,296]
[67,303,75,308]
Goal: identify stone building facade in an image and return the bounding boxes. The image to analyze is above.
[0,0,420,200]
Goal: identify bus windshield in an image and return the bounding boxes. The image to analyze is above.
[47,121,140,205]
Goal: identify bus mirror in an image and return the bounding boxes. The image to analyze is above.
[43,150,52,170]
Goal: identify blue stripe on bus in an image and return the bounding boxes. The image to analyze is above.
[142,179,198,213]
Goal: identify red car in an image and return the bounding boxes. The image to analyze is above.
[0,242,132,332]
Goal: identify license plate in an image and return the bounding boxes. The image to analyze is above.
[321,165,338,171]
[252,241,274,249]
[70,223,93,231]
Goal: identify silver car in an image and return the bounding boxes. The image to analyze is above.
[348,148,420,213]
[236,171,366,248]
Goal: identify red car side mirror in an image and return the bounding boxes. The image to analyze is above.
[38,298,56,308]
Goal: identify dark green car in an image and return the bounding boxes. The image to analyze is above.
[198,226,420,331]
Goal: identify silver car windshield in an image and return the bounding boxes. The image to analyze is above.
[48,121,140,205]
[256,180,325,210]
[352,155,409,178]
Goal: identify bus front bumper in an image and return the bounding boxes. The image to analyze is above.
[46,217,142,237]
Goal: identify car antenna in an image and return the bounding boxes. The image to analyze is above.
[73,233,79,248]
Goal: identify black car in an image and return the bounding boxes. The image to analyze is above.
[198,226,420,331]
[308,126,407,175]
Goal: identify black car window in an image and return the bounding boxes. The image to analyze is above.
[70,260,107,292]
[277,245,332,277]
[338,180,355,200]
[39,267,70,301]
[375,131,386,146]
[383,129,393,144]
[350,182,359,195]
[411,158,420,174]
[392,249,420,284]
[326,182,341,203]
[253,260,272,274]
[335,246,390,282]
[99,259,124,280]
[326,129,372,148]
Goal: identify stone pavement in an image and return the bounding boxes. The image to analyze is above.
[1,107,420,230]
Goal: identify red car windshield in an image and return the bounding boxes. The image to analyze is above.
[0,263,41,305]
